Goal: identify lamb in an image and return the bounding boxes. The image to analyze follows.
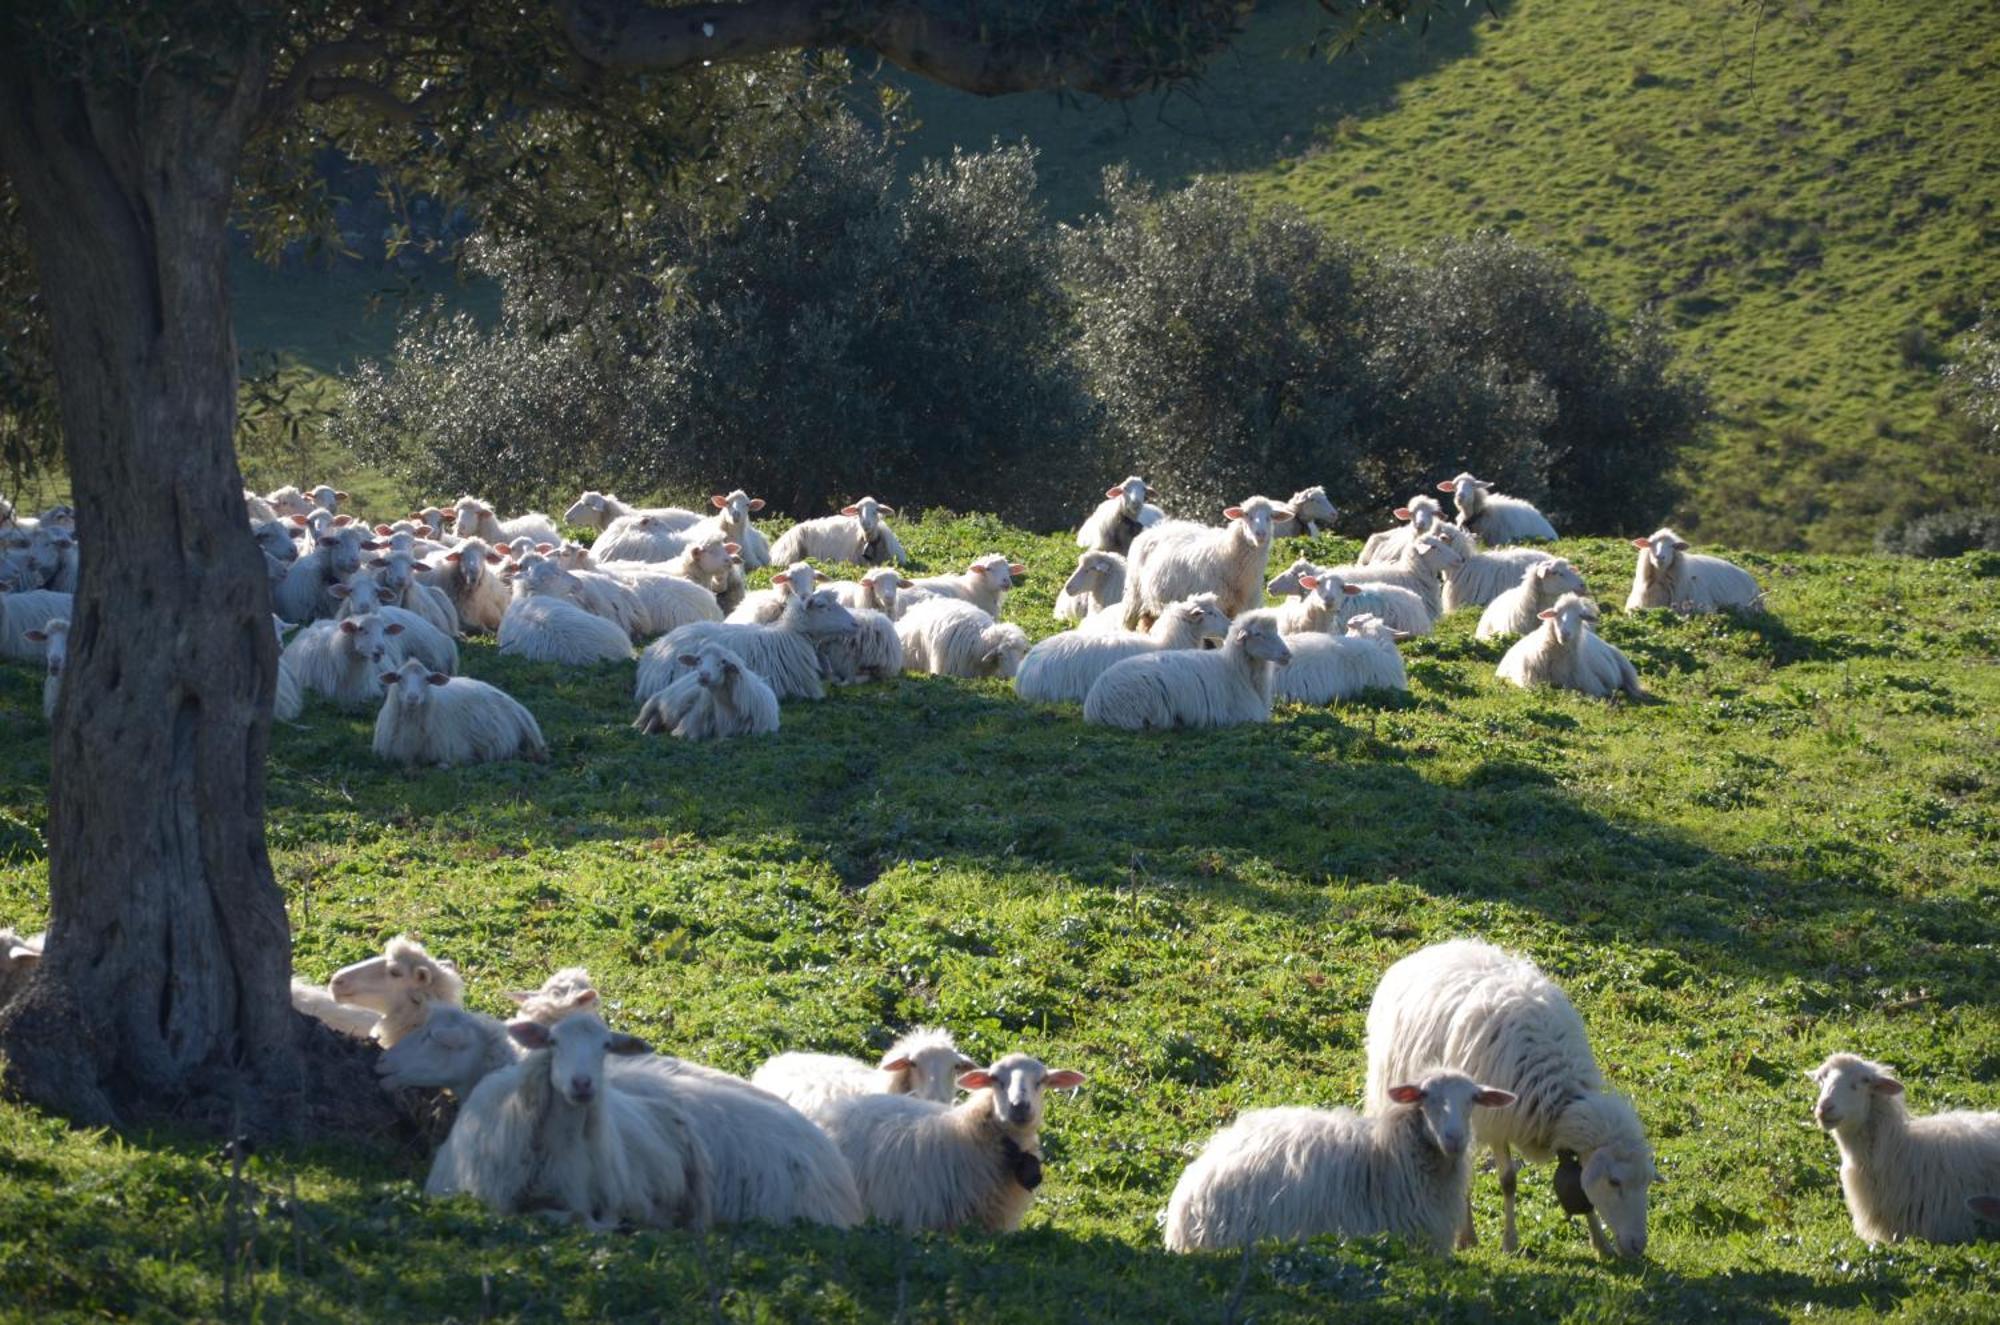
[0,589,73,663]
[688,489,771,569]
[768,496,906,567]
[1075,476,1164,554]
[817,607,904,684]
[1626,528,1763,614]
[1430,523,1557,614]
[1810,1053,2000,1245]
[274,615,409,719]
[1476,558,1589,640]
[327,935,464,1048]
[899,553,1026,619]
[1163,1069,1516,1254]
[497,559,636,666]
[750,1027,977,1121]
[1271,485,1338,538]
[1273,615,1410,704]
[1014,595,1229,705]
[637,588,856,703]
[1082,610,1291,731]
[729,561,830,624]
[828,566,914,620]
[446,495,562,549]
[1495,593,1645,701]
[1269,564,1433,638]
[895,599,1030,680]
[1356,495,1445,566]
[1053,551,1127,624]
[1364,938,1658,1259]
[631,641,780,740]
[424,1013,712,1231]
[562,491,700,534]
[23,617,68,720]
[275,523,377,623]
[1438,472,1558,545]
[1120,496,1293,629]
[422,538,510,633]
[816,1053,1084,1232]
[331,574,459,675]
[373,658,547,767]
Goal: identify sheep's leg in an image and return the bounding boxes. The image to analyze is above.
[1456,1150,1487,1250]
[1585,1209,1616,1259]
[1498,1147,1519,1254]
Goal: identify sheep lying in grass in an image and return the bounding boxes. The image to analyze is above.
[276,522,376,623]
[1272,485,1337,537]
[1495,594,1644,700]
[1121,496,1292,628]
[581,552,729,635]
[1015,595,1229,704]
[1054,551,1127,625]
[818,608,903,684]
[1811,1053,2000,1245]
[1358,495,1446,566]
[769,496,906,567]
[1268,559,1433,637]
[900,553,1026,618]
[752,1027,977,1121]
[896,600,1030,680]
[332,574,459,675]
[374,659,547,767]
[639,588,855,703]
[23,617,67,720]
[1365,939,1658,1258]
[1322,533,1452,622]
[424,537,510,633]
[376,1003,516,1095]
[828,566,914,620]
[1083,610,1291,730]
[1438,472,1557,545]
[328,935,464,1048]
[367,550,462,639]
[1476,558,1589,640]
[592,512,697,563]
[1274,615,1409,704]
[729,561,829,624]
[1626,528,1763,614]
[687,490,771,569]
[632,641,780,740]
[817,1053,1084,1232]
[498,559,636,665]
[275,615,409,719]
[290,979,384,1040]
[1428,523,1555,613]
[563,491,700,534]
[447,495,562,549]
[1164,1069,1515,1254]
[1076,476,1164,554]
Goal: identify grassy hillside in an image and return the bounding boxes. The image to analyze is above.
[2,512,1996,1322]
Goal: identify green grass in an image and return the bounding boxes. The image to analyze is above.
[1,509,1997,1322]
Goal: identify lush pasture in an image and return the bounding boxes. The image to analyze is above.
[0,513,1996,1322]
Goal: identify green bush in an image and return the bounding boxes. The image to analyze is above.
[1875,507,2000,558]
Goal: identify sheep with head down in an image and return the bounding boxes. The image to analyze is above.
[562,491,700,534]
[896,599,1030,680]
[1120,496,1293,629]
[1273,614,1410,705]
[1272,484,1338,538]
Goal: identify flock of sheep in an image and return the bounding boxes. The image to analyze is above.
[1,478,1992,1257]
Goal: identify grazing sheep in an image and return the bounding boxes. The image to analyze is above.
[1053,551,1127,624]
[1272,485,1338,538]
[638,589,855,703]
[290,980,384,1040]
[1120,496,1293,628]
[1076,476,1164,554]
[818,607,904,685]
[1476,558,1589,640]
[1357,495,1446,566]
[729,561,830,625]
[22,617,67,720]
[0,589,74,662]
[328,935,464,1048]
[1015,595,1229,704]
[899,554,1026,619]
[275,523,376,623]
[447,495,562,549]
[498,560,636,666]
[1364,939,1658,1259]
[1810,1053,2000,1245]
[424,537,510,633]
[688,490,771,569]
[816,1053,1084,1233]
[1438,472,1558,545]
[373,658,546,767]
[828,566,914,620]
[1495,594,1644,701]
[751,1027,977,1120]
[1163,1069,1516,1254]
[1083,610,1291,731]
[332,574,459,675]
[632,641,780,740]
[563,491,700,534]
[895,599,1031,680]
[1274,615,1410,705]
[274,615,409,719]
[1430,523,1556,614]
[769,496,906,567]
[1626,528,1763,614]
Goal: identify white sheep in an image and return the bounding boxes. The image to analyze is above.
[332,573,459,675]
[1626,528,1763,614]
[290,979,384,1040]
[497,559,636,666]
[1273,615,1410,705]
[1271,485,1338,538]
[751,1027,977,1120]
[599,560,729,636]
[1438,472,1558,545]
[655,535,745,614]
[1495,594,1644,701]
[1356,495,1445,566]
[1120,496,1293,628]
[446,495,562,549]
[1269,564,1433,638]
[1163,1068,1516,1254]
[816,1053,1084,1232]
[1476,558,1590,640]
[274,615,409,719]
[895,599,1031,680]
[327,935,464,1048]
[899,553,1026,619]
[1430,523,1556,614]
[507,967,601,1025]
[365,549,462,639]
[818,607,904,685]
[243,489,280,524]
[1075,476,1164,554]
[632,641,780,740]
[1053,551,1127,624]
[728,561,830,625]
[1810,1053,2000,1245]
[1014,595,1229,705]
[309,483,349,514]
[591,512,695,563]
[688,490,771,569]
[828,566,914,620]
[562,491,700,533]
[423,538,510,633]
[263,485,314,517]
[768,496,906,567]
[1,589,74,663]
[637,588,856,703]
[275,523,376,623]
[373,658,547,767]
[1364,938,1658,1258]
[376,1003,517,1095]
[23,617,67,720]
[1082,610,1291,731]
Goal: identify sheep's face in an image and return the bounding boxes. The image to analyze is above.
[1231,614,1292,667]
[1267,558,1316,598]
[980,624,1031,678]
[709,489,764,530]
[797,590,859,639]
[969,554,1024,590]
[328,938,458,1015]
[1342,614,1399,647]
[959,1053,1086,1130]
[413,507,449,537]
[1438,472,1492,515]
[1397,495,1443,532]
[253,522,299,564]
[1385,1070,1515,1159]
[1108,476,1153,519]
[1223,497,1290,549]
[25,618,69,678]
[1412,533,1467,574]
[310,484,347,512]
[1063,554,1105,598]
[880,1036,979,1104]
[686,537,734,579]
[563,492,611,527]
[676,645,742,692]
[841,496,892,535]
[319,529,369,578]
[508,968,600,1026]
[375,1005,490,1094]
[381,659,449,707]
[861,567,908,614]
[776,561,824,598]
[1537,594,1599,648]
[449,498,490,533]
[1287,486,1337,530]
[1582,1143,1656,1259]
[266,486,313,516]
[1534,558,1587,599]
[1633,529,1689,571]
[337,614,403,666]
[1172,594,1231,644]
[508,1012,650,1107]
[511,556,571,601]
[374,555,417,597]
[445,539,502,589]
[1810,1053,1902,1134]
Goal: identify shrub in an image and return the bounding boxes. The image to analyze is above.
[1875,509,2000,558]
[1941,322,2000,454]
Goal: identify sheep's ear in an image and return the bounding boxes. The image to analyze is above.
[410,963,434,986]
[535,542,554,554]
[1044,1069,1086,1090]
[840,504,860,516]
[505,989,534,1004]
[952,1055,979,1072]
[1342,583,1363,596]
[969,564,986,576]
[505,1020,552,1050]
[329,584,352,600]
[814,570,832,582]
[1631,537,1651,549]
[23,630,44,643]
[444,551,462,563]
[427,672,449,686]
[879,1056,914,1073]
[1868,1076,1904,1097]
[1393,506,1413,519]
[605,1032,651,1055]
[1392,630,1414,642]
[573,988,599,1007]
[288,514,310,526]
[1272,507,1295,522]
[485,552,504,564]
[1472,1087,1517,1108]
[338,619,360,634]
[336,490,350,501]
[957,1069,998,1090]
[373,524,393,535]
[383,623,405,635]
[1386,1084,1425,1104]
[1297,575,1319,591]
[879,505,896,516]
[710,494,728,509]
[1436,481,1457,492]
[378,671,400,687]
[1105,484,1126,499]
[724,542,741,555]
[1537,608,1557,620]
[332,514,353,527]
[1222,506,1244,520]
[1674,540,1690,551]
[897,578,914,589]
[748,498,766,512]
[1008,562,1027,577]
